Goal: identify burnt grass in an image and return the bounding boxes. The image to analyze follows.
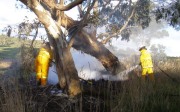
[24,79,122,112]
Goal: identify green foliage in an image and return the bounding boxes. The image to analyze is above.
[81,0,152,41]
[155,0,180,30]
[87,12,100,26]
[135,0,151,29]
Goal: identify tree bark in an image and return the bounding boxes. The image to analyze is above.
[61,48,81,96]
[20,0,81,97]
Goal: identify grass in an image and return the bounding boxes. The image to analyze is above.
[0,35,180,112]
[0,35,20,59]
[92,57,180,112]
[0,35,41,59]
[112,74,180,112]
[1,67,179,112]
[0,35,41,75]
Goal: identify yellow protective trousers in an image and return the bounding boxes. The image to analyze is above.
[142,68,154,81]
[35,48,52,86]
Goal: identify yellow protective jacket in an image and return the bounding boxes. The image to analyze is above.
[35,47,53,84]
[140,49,153,69]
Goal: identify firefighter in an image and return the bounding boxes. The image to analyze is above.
[139,46,154,81]
[35,42,53,86]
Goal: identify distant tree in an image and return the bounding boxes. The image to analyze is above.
[7,26,12,37]
[18,17,40,43]
[2,25,12,37]
[150,44,166,62]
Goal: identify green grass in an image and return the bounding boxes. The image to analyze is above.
[0,47,20,59]
[0,35,41,59]
[0,35,21,59]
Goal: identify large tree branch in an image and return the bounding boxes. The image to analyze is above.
[55,0,84,11]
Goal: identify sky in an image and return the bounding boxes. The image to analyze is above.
[1,0,180,56]
[151,27,180,56]
[0,0,36,26]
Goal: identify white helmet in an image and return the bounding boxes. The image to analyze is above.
[139,46,147,51]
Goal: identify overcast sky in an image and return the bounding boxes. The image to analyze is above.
[0,0,180,56]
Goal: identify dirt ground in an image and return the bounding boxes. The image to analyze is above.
[0,59,20,75]
[0,59,13,69]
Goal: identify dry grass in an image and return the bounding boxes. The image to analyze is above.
[0,57,179,112]
[0,35,180,112]
[110,56,180,112]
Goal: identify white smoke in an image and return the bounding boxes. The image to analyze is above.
[47,45,138,84]
[48,18,179,85]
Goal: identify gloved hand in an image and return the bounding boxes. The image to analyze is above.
[49,62,52,67]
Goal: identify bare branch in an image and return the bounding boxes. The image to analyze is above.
[30,23,40,47]
[97,32,109,39]
[93,0,98,14]
[82,0,97,24]
[77,5,83,18]
[55,0,84,11]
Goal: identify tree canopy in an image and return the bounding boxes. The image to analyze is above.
[155,0,180,30]
[17,0,153,43]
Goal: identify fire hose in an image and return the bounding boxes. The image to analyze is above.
[154,64,179,83]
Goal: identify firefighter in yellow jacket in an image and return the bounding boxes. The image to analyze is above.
[35,42,53,86]
[139,46,154,81]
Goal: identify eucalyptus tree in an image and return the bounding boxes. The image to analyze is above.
[18,0,152,97]
[155,0,180,30]
[2,25,12,37]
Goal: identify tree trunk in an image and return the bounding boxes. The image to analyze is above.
[48,34,81,97]
[61,48,81,96]
[20,0,81,97]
